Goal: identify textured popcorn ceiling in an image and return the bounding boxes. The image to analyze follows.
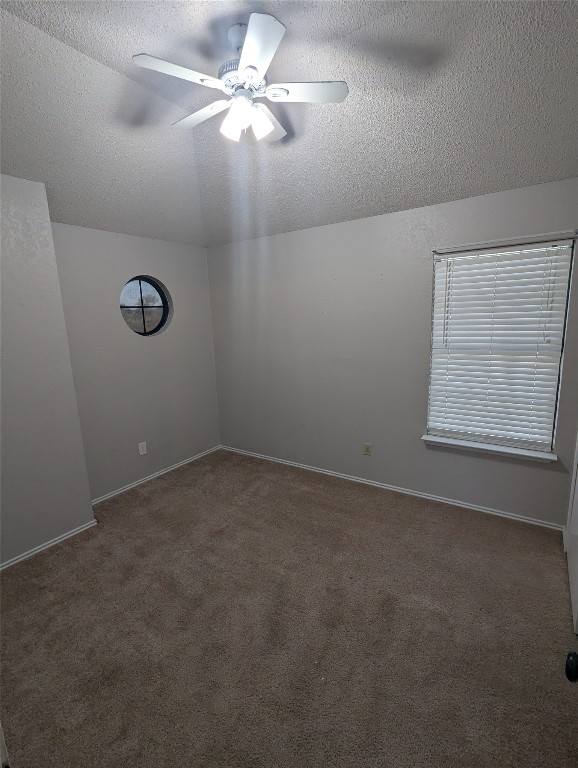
[1,1,577,246]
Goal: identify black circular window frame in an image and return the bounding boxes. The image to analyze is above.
[120,276,170,337]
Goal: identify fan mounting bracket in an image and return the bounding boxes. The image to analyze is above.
[227,23,247,55]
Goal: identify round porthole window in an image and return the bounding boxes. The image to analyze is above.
[120,276,171,336]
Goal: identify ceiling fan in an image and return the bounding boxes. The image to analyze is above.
[133,13,348,142]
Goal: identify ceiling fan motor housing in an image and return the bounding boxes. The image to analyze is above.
[218,59,266,95]
[218,58,242,85]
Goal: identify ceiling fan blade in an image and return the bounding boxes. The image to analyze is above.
[254,104,287,142]
[173,100,230,129]
[133,54,224,90]
[238,14,286,81]
[265,81,349,103]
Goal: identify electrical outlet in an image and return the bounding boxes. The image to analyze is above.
[139,442,147,456]
[363,443,372,456]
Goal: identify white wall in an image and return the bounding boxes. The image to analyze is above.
[3,174,575,567]
[208,178,578,527]
[1,175,95,565]
[52,224,220,501]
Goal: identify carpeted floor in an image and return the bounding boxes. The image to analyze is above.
[1,449,576,767]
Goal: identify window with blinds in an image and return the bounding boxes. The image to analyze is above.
[426,239,573,453]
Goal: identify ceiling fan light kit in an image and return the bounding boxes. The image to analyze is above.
[217,89,277,142]
[133,13,348,143]
[250,104,276,140]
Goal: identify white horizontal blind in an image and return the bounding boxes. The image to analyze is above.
[427,240,573,451]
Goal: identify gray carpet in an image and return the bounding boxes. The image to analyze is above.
[1,449,576,767]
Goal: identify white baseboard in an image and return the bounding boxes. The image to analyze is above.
[1,446,220,570]
[222,445,564,532]
[3,443,561,571]
[0,519,98,571]
[91,445,221,505]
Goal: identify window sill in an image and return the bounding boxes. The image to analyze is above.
[421,435,558,463]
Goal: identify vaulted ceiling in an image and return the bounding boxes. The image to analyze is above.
[2,1,577,246]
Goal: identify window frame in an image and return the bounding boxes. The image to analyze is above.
[422,234,576,462]
[120,275,170,337]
